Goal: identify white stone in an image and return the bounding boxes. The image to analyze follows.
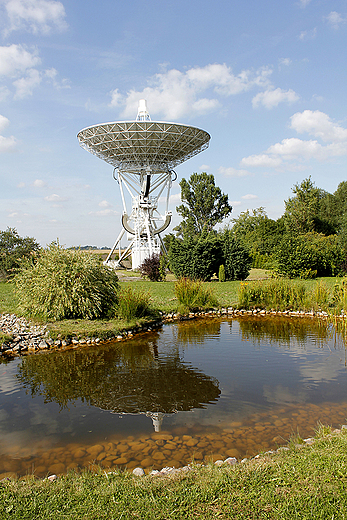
[224,457,237,466]
[132,467,145,476]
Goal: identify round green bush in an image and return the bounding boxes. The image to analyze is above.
[14,243,119,320]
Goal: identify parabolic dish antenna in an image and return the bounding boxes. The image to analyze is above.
[77,100,210,269]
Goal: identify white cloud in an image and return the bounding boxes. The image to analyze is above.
[267,138,324,159]
[0,114,10,133]
[44,67,70,89]
[90,209,119,217]
[191,97,220,113]
[0,44,40,76]
[199,164,210,171]
[219,166,250,177]
[110,63,273,120]
[0,134,16,152]
[32,179,46,187]
[290,110,347,142]
[169,193,181,204]
[0,114,17,152]
[17,182,25,188]
[299,28,317,40]
[44,193,65,202]
[299,0,311,7]
[279,58,292,68]
[252,88,299,109]
[13,67,41,97]
[241,154,282,168]
[230,200,242,207]
[240,110,347,169]
[159,192,181,205]
[0,44,65,97]
[98,200,112,208]
[4,0,68,35]
[241,194,258,200]
[109,89,122,108]
[325,11,347,30]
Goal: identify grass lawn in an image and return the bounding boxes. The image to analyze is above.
[1,427,347,519]
[0,272,345,339]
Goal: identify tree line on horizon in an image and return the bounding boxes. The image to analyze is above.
[164,173,347,281]
[1,173,346,282]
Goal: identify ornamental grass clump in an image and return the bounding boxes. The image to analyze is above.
[238,279,312,311]
[175,277,218,313]
[14,243,119,320]
[332,277,347,314]
[115,286,152,320]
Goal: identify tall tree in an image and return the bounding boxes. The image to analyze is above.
[175,172,232,237]
[230,207,284,255]
[283,177,333,234]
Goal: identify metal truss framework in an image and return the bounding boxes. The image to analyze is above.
[77,120,210,171]
[104,165,174,269]
[77,103,210,269]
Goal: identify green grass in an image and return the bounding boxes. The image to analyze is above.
[1,427,347,519]
[125,279,240,312]
[0,275,345,341]
[0,282,17,314]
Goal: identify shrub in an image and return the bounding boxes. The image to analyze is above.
[174,278,218,313]
[115,286,152,320]
[275,232,346,278]
[13,243,119,320]
[0,227,40,278]
[168,230,251,281]
[159,254,169,281]
[218,264,225,282]
[219,230,252,280]
[251,252,275,269]
[139,254,162,281]
[168,232,220,281]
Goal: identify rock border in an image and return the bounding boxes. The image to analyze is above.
[1,307,345,358]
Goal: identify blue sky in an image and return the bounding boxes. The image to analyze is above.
[1,0,347,247]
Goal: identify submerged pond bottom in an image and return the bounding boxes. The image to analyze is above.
[0,317,346,477]
[1,400,346,477]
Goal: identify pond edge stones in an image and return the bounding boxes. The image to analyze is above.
[1,306,344,358]
[129,427,345,479]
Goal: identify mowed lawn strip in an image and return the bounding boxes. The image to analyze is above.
[1,428,347,519]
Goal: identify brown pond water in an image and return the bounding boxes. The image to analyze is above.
[0,316,347,477]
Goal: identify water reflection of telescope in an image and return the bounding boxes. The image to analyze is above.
[146,412,164,432]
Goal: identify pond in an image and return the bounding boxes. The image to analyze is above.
[1,316,347,477]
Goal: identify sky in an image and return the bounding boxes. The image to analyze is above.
[1,0,347,247]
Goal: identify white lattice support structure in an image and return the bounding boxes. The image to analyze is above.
[77,100,210,269]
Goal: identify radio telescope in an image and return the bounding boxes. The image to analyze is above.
[77,100,210,269]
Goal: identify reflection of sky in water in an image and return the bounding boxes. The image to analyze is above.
[1,317,347,451]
